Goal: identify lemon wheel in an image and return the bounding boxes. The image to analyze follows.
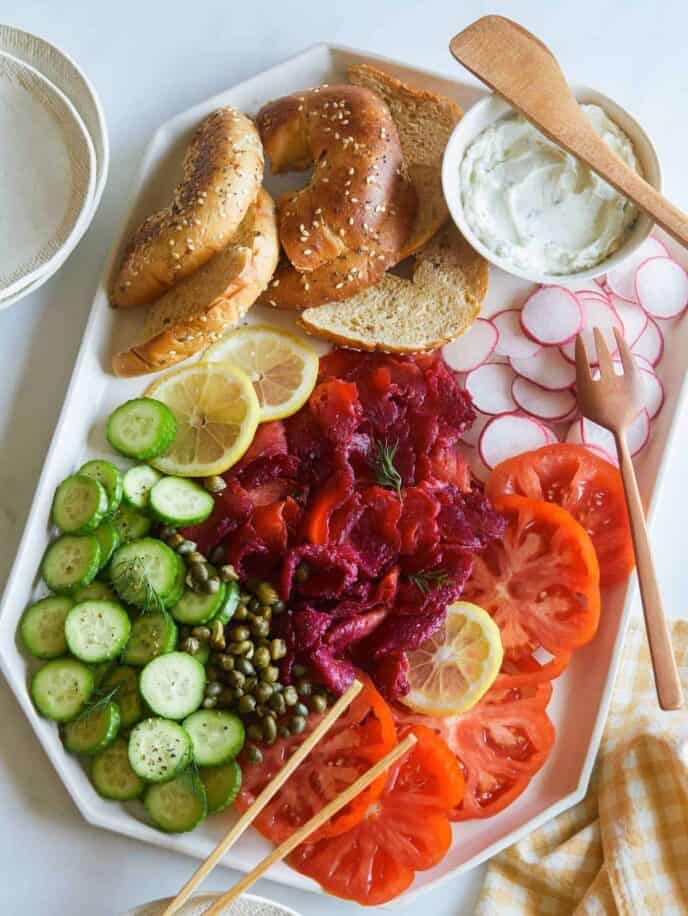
[401,601,504,717]
[145,362,260,477]
[203,325,318,421]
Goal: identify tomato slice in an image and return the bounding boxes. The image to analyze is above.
[485,444,633,586]
[289,725,464,906]
[395,674,555,820]
[500,650,571,686]
[463,494,600,662]
[236,675,396,843]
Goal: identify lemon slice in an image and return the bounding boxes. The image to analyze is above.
[203,325,319,421]
[401,601,503,717]
[145,362,260,477]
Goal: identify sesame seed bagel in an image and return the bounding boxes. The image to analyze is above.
[112,189,279,376]
[256,84,417,308]
[110,107,264,308]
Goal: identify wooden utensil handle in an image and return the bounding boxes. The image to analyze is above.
[564,126,688,248]
[616,431,683,709]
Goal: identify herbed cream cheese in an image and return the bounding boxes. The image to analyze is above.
[460,104,640,275]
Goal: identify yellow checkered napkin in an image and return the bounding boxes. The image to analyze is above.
[476,619,688,916]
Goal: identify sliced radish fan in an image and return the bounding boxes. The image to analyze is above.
[442,318,498,372]
[521,286,582,345]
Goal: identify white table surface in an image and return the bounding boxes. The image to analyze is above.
[1,1,687,913]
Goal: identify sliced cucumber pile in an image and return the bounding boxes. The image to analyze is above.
[52,474,109,534]
[171,581,226,626]
[149,477,214,527]
[31,658,94,722]
[109,538,180,610]
[183,709,245,767]
[139,652,205,720]
[107,398,176,460]
[111,504,152,543]
[63,701,120,755]
[20,595,73,659]
[122,612,178,667]
[42,534,101,594]
[91,738,145,801]
[144,770,208,833]
[122,464,162,509]
[128,717,192,782]
[79,459,123,516]
[64,600,131,663]
[200,760,242,814]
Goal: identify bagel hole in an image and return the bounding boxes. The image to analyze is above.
[388,255,416,281]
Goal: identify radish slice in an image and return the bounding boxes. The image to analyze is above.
[492,309,542,359]
[570,412,650,459]
[520,286,583,345]
[606,237,670,301]
[479,413,550,469]
[632,316,664,366]
[465,363,517,415]
[510,348,577,391]
[461,411,491,448]
[511,376,577,421]
[639,366,665,419]
[443,318,499,372]
[610,297,649,348]
[635,256,688,319]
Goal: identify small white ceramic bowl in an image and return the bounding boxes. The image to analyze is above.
[441,85,661,285]
[122,891,301,916]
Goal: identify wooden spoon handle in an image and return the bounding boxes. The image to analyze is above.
[568,131,688,248]
[615,431,683,709]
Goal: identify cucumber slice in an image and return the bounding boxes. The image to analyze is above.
[213,579,240,624]
[200,759,242,814]
[149,477,214,527]
[111,504,152,543]
[109,538,179,610]
[128,717,192,782]
[122,612,178,666]
[101,666,144,728]
[171,581,226,626]
[144,770,207,833]
[107,398,176,461]
[140,652,205,720]
[91,660,115,687]
[93,521,121,571]
[74,581,116,603]
[183,710,245,767]
[91,738,145,800]
[122,465,162,510]
[65,600,132,663]
[52,475,109,534]
[79,459,123,516]
[62,701,120,754]
[31,658,94,721]
[20,595,73,659]
[165,555,186,609]
[42,534,101,594]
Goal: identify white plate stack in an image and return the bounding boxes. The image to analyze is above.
[0,26,108,309]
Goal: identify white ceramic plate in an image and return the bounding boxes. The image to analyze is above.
[0,49,96,303]
[123,892,300,916]
[0,25,109,309]
[1,43,687,907]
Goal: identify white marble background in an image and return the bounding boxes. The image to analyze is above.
[1,1,687,913]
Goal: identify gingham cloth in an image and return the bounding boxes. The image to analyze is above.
[476,619,688,916]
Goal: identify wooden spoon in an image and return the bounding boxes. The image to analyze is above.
[450,16,688,248]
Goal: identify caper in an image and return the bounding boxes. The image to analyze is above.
[245,743,263,764]
[283,685,299,707]
[251,618,270,638]
[254,604,272,619]
[233,686,244,699]
[296,677,312,697]
[218,688,234,706]
[219,564,239,582]
[290,715,307,735]
[238,694,257,714]
[255,682,273,703]
[188,550,205,565]
[228,669,246,689]
[202,696,217,709]
[234,657,254,676]
[233,604,249,621]
[206,665,220,681]
[230,625,249,642]
[177,539,197,556]
[261,665,280,684]
[256,582,279,605]
[244,677,258,692]
[205,682,222,697]
[278,725,290,738]
[272,600,286,615]
[270,638,287,661]
[185,572,196,590]
[253,647,271,669]
[294,563,310,583]
[203,475,227,494]
[310,694,328,714]
[191,626,210,641]
[269,692,286,715]
[168,532,184,549]
[229,641,245,655]
[240,640,255,657]
[248,596,261,612]
[191,561,209,583]
[247,723,263,742]
[262,716,278,744]
[210,619,226,649]
[254,705,267,718]
[271,680,283,692]
[181,636,201,655]
[218,653,234,672]
[293,664,307,678]
[294,702,309,717]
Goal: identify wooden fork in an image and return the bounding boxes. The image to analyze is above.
[575,328,683,710]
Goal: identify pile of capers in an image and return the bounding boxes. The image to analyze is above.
[179,577,330,764]
[157,524,224,595]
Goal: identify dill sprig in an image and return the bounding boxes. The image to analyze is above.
[74,684,121,722]
[369,439,403,498]
[110,557,167,615]
[408,568,450,594]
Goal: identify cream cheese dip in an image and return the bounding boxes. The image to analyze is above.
[459,104,640,275]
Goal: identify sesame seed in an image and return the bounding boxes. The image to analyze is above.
[335,282,344,289]
[304,248,313,255]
